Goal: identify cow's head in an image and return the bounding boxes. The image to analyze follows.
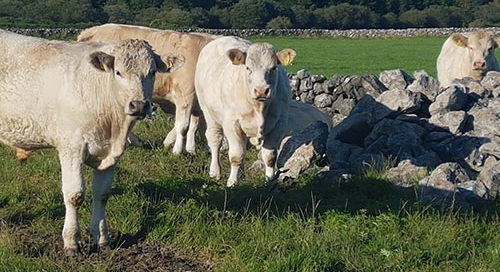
[89,39,185,118]
[452,30,499,76]
[227,43,295,102]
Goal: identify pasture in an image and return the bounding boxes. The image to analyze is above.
[1,36,499,271]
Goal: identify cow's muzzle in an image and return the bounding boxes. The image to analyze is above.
[254,87,270,101]
[127,100,152,118]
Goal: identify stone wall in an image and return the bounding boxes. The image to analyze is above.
[290,68,500,206]
[6,27,500,38]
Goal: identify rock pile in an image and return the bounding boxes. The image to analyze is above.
[288,69,500,206]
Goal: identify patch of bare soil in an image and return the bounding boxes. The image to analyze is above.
[6,225,213,271]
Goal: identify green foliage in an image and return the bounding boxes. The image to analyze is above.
[0,0,498,29]
[266,16,292,29]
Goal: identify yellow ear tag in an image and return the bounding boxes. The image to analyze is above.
[233,58,240,65]
[167,60,173,69]
[456,40,463,46]
[284,54,291,65]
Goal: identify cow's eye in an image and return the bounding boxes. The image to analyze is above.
[246,66,252,73]
[271,66,277,71]
[115,71,121,77]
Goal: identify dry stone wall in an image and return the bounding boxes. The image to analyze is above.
[290,68,500,206]
[7,27,500,38]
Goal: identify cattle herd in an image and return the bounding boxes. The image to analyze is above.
[0,24,498,255]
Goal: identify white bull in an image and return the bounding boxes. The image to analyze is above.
[0,29,184,254]
[437,29,499,87]
[195,36,295,187]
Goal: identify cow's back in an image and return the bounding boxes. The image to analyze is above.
[195,36,252,119]
[78,24,213,99]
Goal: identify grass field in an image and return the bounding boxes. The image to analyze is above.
[254,36,500,79]
[1,36,500,271]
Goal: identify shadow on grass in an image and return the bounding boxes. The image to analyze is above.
[115,94,500,247]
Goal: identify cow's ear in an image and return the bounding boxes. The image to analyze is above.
[276,49,296,66]
[155,52,185,73]
[227,49,246,65]
[451,33,468,47]
[494,37,500,48]
[89,51,115,72]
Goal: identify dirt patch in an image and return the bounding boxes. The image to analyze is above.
[3,224,213,271]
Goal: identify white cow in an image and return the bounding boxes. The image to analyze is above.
[437,29,499,87]
[78,24,218,154]
[0,29,184,254]
[195,36,296,187]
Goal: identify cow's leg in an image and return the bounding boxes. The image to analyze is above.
[58,147,85,255]
[224,125,246,187]
[205,114,222,180]
[166,100,193,155]
[98,117,134,170]
[261,147,278,182]
[185,114,199,155]
[90,165,115,252]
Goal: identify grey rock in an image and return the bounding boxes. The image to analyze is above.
[331,114,347,127]
[431,135,488,167]
[277,121,329,180]
[296,69,310,80]
[424,131,453,142]
[312,82,324,95]
[289,78,300,93]
[379,69,413,90]
[387,159,428,183]
[467,101,500,138]
[480,71,500,94]
[332,97,356,116]
[360,74,388,97]
[376,88,421,113]
[479,142,500,159]
[327,139,364,170]
[313,93,334,108]
[428,111,469,134]
[299,77,313,93]
[429,85,469,115]
[418,162,470,196]
[457,180,489,200]
[364,118,427,147]
[407,70,441,102]
[299,91,315,104]
[478,156,500,198]
[311,74,326,83]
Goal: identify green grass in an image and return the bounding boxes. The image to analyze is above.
[1,112,499,271]
[253,36,500,79]
[1,37,500,271]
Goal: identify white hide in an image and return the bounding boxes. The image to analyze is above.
[194,36,295,187]
[0,29,184,254]
[437,30,499,87]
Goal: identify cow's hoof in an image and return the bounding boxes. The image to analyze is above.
[97,157,115,170]
[209,171,220,180]
[186,147,196,155]
[226,179,237,188]
[64,246,81,256]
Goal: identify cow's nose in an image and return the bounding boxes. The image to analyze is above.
[473,60,486,70]
[254,87,270,99]
[128,100,150,116]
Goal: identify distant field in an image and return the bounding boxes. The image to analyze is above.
[253,36,500,78]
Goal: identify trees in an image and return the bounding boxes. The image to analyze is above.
[0,0,497,29]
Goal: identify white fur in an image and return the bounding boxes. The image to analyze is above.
[195,36,293,187]
[0,29,183,254]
